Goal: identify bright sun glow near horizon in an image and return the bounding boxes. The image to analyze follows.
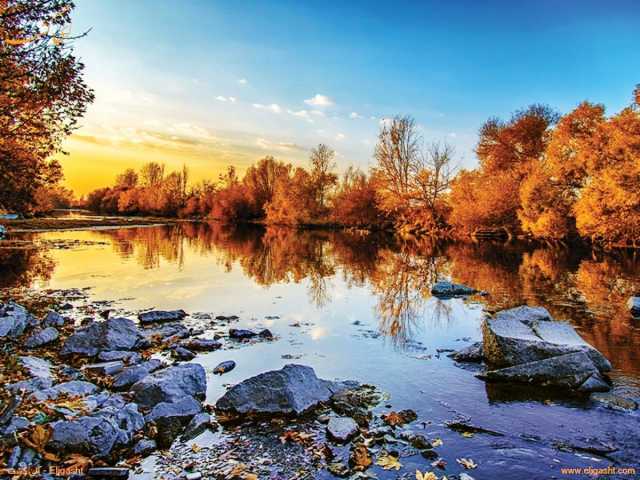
[60,0,640,195]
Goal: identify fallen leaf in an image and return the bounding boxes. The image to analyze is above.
[462,431,474,438]
[416,470,438,480]
[456,458,478,469]
[350,444,372,471]
[431,438,443,448]
[191,443,202,453]
[64,453,93,470]
[431,458,447,469]
[376,452,402,470]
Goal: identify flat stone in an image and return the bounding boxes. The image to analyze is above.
[138,310,187,325]
[131,364,206,408]
[98,351,142,364]
[216,364,347,417]
[33,380,100,401]
[86,467,130,478]
[327,416,359,442]
[111,359,163,391]
[483,306,611,372]
[1,416,30,436]
[479,351,610,392]
[61,317,142,357]
[141,323,189,342]
[133,438,157,456]
[431,281,478,298]
[181,338,222,351]
[213,360,236,375]
[19,356,54,380]
[83,361,125,376]
[25,327,59,349]
[8,377,53,394]
[171,346,196,361]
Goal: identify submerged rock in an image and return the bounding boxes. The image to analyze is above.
[216,364,348,417]
[213,360,236,375]
[61,317,142,357]
[479,351,610,392]
[138,309,187,325]
[131,364,206,408]
[181,338,222,351]
[450,342,484,363]
[228,328,257,340]
[628,297,640,318]
[431,281,478,298]
[327,416,359,443]
[591,392,638,411]
[482,306,611,372]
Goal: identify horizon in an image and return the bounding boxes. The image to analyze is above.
[60,0,640,195]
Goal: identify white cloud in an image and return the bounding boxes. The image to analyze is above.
[349,112,362,119]
[256,137,301,151]
[238,78,248,85]
[253,103,282,114]
[304,94,334,107]
[228,97,237,103]
[336,133,346,140]
[310,110,325,117]
[216,96,228,102]
[370,116,377,120]
[448,132,457,138]
[287,109,313,121]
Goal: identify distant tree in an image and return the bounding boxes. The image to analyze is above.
[331,167,381,227]
[243,156,291,216]
[309,144,337,209]
[0,0,94,213]
[140,162,165,187]
[116,168,139,188]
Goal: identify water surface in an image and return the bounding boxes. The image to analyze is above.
[2,223,639,479]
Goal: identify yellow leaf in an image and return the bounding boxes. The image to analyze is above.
[191,443,202,453]
[462,431,474,438]
[416,470,438,480]
[456,458,478,469]
[431,438,443,448]
[376,452,402,470]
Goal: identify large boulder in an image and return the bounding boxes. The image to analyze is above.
[449,342,484,363]
[131,364,206,408]
[61,317,142,357]
[0,302,33,339]
[431,281,478,298]
[482,306,611,372]
[216,364,347,417]
[138,310,187,325]
[50,403,144,458]
[479,352,610,393]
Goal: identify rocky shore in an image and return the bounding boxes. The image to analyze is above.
[1,282,638,480]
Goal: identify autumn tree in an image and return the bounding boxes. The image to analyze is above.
[243,156,291,216]
[331,167,381,227]
[309,144,337,209]
[0,0,93,213]
[116,168,139,188]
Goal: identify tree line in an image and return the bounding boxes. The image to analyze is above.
[83,85,640,248]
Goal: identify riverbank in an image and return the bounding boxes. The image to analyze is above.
[0,216,187,233]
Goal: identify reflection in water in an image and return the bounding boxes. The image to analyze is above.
[2,223,640,376]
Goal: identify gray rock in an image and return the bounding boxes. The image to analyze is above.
[7,445,21,468]
[180,338,222,351]
[111,359,163,391]
[213,360,236,375]
[479,351,610,392]
[482,306,611,372]
[25,327,59,348]
[1,416,30,436]
[43,310,66,327]
[8,377,53,394]
[259,329,273,339]
[98,351,142,365]
[33,380,100,401]
[216,364,347,417]
[182,412,213,441]
[450,342,484,363]
[138,309,187,324]
[0,302,32,338]
[19,356,54,380]
[228,328,257,340]
[591,392,638,411]
[171,346,196,361]
[83,361,124,376]
[327,416,359,443]
[61,317,142,357]
[141,323,189,342]
[50,403,144,458]
[431,281,478,298]
[628,297,640,317]
[133,438,157,456]
[131,364,206,408]
[145,396,203,448]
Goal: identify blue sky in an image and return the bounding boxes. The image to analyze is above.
[63,0,640,193]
